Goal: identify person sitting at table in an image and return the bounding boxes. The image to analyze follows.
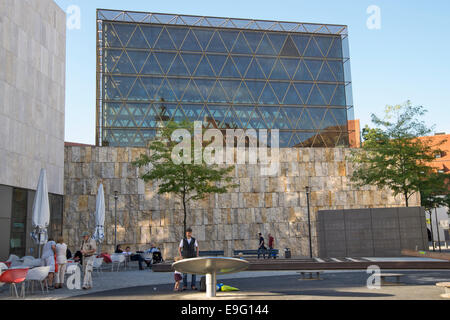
[73,250,83,265]
[145,244,163,264]
[124,247,150,270]
[115,244,123,254]
[146,243,160,253]
[66,248,72,260]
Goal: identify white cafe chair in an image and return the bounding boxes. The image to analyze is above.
[110,254,125,272]
[22,256,37,268]
[6,255,20,263]
[7,255,21,267]
[25,266,50,294]
[93,257,104,274]
[0,263,7,288]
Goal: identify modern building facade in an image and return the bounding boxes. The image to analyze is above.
[96,10,354,148]
[0,0,66,260]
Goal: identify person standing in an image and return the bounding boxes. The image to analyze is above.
[41,238,56,288]
[257,233,266,259]
[267,233,275,259]
[55,237,67,289]
[80,231,97,290]
[178,227,199,290]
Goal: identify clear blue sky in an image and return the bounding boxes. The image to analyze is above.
[54,0,450,144]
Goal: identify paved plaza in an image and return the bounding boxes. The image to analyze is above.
[1,269,449,300]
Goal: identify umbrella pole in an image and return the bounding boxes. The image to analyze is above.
[38,232,41,258]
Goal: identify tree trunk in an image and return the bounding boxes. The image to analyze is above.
[182,193,187,234]
[404,191,409,207]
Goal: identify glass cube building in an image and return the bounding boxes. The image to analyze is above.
[96,9,354,147]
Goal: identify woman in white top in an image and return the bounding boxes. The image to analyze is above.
[55,237,67,289]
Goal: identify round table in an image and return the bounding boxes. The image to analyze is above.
[172,257,249,297]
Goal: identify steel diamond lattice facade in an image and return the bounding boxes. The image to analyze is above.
[96,9,354,147]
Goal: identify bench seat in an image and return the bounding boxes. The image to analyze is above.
[233,249,279,258]
[297,270,323,280]
[198,251,224,257]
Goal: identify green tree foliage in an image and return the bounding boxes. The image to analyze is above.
[133,121,236,233]
[420,171,450,213]
[350,101,449,207]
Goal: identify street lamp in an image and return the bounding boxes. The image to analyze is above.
[305,186,313,258]
[114,191,118,250]
[429,210,435,252]
[435,207,442,253]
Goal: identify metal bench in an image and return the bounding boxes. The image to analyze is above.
[297,270,323,280]
[233,249,279,259]
[199,250,224,257]
[436,282,450,299]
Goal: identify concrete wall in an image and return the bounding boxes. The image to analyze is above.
[63,146,420,259]
[317,207,428,257]
[0,0,66,195]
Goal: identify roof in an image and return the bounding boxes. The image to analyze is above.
[96,9,348,36]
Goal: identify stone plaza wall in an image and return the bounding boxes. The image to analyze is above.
[63,146,420,259]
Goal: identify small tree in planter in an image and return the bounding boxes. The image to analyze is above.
[350,101,449,207]
[133,121,236,233]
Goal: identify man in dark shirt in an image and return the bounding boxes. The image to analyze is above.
[178,227,199,290]
[257,233,266,259]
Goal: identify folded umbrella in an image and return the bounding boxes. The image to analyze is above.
[30,168,50,257]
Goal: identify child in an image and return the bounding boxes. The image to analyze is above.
[174,257,183,292]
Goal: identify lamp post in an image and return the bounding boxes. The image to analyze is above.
[305,186,312,258]
[435,207,442,253]
[429,210,435,252]
[114,191,118,250]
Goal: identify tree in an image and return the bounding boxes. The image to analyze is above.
[350,101,448,207]
[133,121,236,233]
[420,171,450,213]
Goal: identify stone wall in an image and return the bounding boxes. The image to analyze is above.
[63,146,420,259]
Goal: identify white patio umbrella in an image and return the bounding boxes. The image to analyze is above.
[31,168,50,257]
[92,183,105,253]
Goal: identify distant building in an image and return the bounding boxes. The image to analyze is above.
[418,133,450,173]
[96,10,355,148]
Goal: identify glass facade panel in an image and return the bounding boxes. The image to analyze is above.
[98,11,353,147]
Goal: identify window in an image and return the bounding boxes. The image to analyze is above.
[9,188,28,257]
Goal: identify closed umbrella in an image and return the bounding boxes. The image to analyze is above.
[30,168,50,257]
[92,183,105,253]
